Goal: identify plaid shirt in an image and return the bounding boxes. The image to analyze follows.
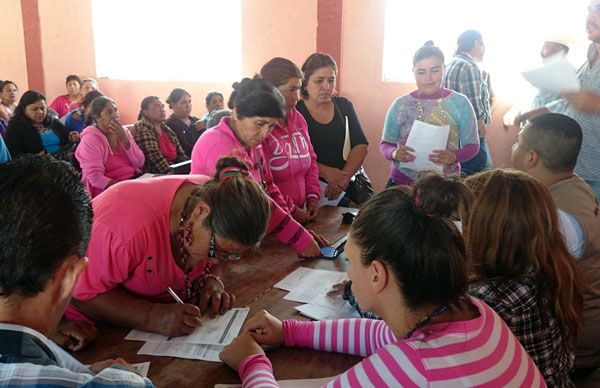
[443,53,491,124]
[131,117,188,174]
[0,323,153,387]
[470,273,574,387]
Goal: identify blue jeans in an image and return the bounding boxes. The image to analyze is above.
[585,180,600,201]
[461,138,493,177]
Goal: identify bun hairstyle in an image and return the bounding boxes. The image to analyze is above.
[300,52,338,98]
[166,88,190,108]
[227,77,285,120]
[184,157,271,248]
[260,57,304,88]
[413,173,472,219]
[413,40,445,65]
[85,95,115,126]
[350,185,469,311]
[138,96,160,120]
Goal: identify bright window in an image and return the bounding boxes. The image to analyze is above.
[91,0,241,82]
[382,0,588,99]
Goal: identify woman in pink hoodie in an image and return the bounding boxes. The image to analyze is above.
[75,96,145,198]
[260,57,321,224]
[191,77,324,258]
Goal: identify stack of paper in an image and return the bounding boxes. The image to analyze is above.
[125,308,249,362]
[274,268,360,320]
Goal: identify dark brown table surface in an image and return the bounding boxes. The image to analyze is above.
[72,206,361,387]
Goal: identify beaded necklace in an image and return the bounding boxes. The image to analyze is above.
[404,304,449,339]
[176,193,214,299]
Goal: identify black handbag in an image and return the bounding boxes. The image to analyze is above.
[333,100,373,205]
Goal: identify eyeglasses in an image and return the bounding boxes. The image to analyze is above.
[208,226,242,261]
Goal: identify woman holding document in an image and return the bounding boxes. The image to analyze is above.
[381,41,479,186]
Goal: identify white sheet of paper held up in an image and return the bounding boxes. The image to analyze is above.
[125,308,249,345]
[137,341,223,362]
[521,55,580,94]
[401,120,449,173]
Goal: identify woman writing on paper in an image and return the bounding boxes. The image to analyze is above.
[381,41,479,186]
[220,186,545,386]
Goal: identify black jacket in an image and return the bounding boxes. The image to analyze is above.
[5,116,70,157]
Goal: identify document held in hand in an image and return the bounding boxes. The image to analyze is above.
[521,55,580,94]
[401,120,450,173]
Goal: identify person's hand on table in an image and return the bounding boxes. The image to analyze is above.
[298,239,322,258]
[309,230,330,247]
[193,275,235,318]
[243,310,284,346]
[392,146,416,163]
[327,281,350,297]
[219,333,265,372]
[90,357,138,374]
[306,201,319,220]
[292,207,310,224]
[148,302,201,337]
[52,318,98,351]
[325,183,343,200]
[429,149,456,166]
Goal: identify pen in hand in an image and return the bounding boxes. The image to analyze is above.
[166,286,184,304]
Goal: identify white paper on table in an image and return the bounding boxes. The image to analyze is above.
[274,267,344,292]
[295,303,361,320]
[137,341,223,362]
[318,180,345,207]
[521,55,580,94]
[283,271,349,310]
[131,362,150,377]
[125,308,249,345]
[215,376,334,388]
[83,362,150,377]
[402,120,450,173]
[136,173,158,179]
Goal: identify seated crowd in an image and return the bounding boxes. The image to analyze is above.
[0,40,599,387]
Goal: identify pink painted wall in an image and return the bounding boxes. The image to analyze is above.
[339,0,515,191]
[45,0,317,124]
[37,0,97,102]
[1,0,28,91]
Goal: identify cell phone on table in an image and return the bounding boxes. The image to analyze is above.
[319,234,348,259]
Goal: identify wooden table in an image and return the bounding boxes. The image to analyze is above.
[72,206,361,387]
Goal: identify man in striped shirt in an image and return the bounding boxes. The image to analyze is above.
[443,29,493,176]
[0,156,153,388]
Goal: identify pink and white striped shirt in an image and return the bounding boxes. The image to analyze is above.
[239,298,546,387]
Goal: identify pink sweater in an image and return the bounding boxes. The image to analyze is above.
[191,117,312,253]
[239,298,546,387]
[49,94,79,118]
[262,108,320,212]
[75,126,145,198]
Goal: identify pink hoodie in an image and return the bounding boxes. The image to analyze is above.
[262,107,320,212]
[191,117,313,253]
[75,125,145,198]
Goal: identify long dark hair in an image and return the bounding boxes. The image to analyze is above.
[466,169,584,351]
[12,90,51,127]
[351,185,469,311]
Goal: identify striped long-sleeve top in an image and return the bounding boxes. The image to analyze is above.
[239,298,546,387]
